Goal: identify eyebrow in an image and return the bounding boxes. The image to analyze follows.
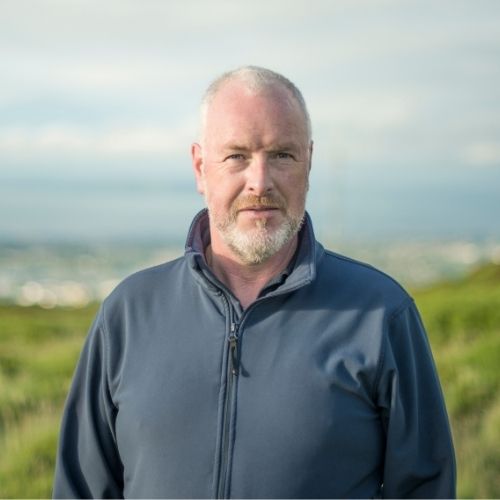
[221,142,300,152]
[222,144,249,152]
[268,142,300,152]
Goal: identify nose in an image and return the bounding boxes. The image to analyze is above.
[245,155,273,195]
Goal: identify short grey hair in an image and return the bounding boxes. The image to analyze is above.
[199,65,312,143]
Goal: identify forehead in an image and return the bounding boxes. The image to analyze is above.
[204,81,308,147]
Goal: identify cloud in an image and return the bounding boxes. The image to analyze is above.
[0,122,195,158]
[311,90,418,130]
[462,141,500,168]
[1,0,499,177]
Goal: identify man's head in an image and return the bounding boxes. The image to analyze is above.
[199,66,312,146]
[192,66,313,265]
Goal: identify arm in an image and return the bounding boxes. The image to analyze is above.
[53,306,124,499]
[377,300,456,499]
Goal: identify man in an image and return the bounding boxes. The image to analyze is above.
[54,66,456,498]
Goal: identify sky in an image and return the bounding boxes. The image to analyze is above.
[1,0,499,244]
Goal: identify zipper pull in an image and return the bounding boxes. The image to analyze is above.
[229,323,239,376]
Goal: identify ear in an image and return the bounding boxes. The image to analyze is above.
[307,140,314,173]
[191,142,205,195]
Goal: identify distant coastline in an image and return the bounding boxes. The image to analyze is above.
[2,239,499,308]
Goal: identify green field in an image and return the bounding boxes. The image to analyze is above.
[1,264,499,498]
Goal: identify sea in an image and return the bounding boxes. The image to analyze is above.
[1,165,499,308]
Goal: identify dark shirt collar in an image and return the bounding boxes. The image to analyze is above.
[185,209,317,297]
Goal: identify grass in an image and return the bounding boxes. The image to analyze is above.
[0,304,98,498]
[0,408,61,498]
[0,264,499,498]
[412,262,500,498]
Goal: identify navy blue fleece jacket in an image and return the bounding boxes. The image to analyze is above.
[53,210,455,498]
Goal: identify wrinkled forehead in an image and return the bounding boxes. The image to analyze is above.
[211,80,301,115]
[204,81,309,143]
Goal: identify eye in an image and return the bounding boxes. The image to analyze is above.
[272,151,295,160]
[225,153,246,161]
[277,152,292,159]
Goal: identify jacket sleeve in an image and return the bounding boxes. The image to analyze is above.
[377,300,456,499]
[53,306,124,499]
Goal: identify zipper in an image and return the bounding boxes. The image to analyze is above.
[216,298,265,497]
[217,319,239,499]
[217,296,265,498]
[209,263,309,496]
[228,322,239,376]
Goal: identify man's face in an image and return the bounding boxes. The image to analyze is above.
[192,81,312,265]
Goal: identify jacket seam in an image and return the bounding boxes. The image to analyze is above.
[389,296,414,323]
[323,249,410,296]
[372,296,414,402]
[100,300,118,411]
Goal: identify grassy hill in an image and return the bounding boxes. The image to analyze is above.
[1,264,499,497]
[412,262,500,498]
[0,304,99,497]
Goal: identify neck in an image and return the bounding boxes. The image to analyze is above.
[206,236,298,309]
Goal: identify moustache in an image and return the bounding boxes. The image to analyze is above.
[233,195,286,212]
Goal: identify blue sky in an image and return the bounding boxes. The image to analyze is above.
[1,0,499,243]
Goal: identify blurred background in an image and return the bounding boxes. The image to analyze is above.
[0,0,499,497]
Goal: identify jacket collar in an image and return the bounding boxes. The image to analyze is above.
[184,209,319,296]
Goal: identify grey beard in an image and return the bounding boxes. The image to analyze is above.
[216,213,304,265]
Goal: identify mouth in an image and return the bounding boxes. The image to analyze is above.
[239,205,280,212]
[238,207,281,218]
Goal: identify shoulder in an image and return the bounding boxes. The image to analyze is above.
[316,247,412,314]
[104,255,187,308]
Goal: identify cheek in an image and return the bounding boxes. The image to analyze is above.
[278,171,309,198]
[204,177,240,208]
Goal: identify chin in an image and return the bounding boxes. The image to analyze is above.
[223,220,298,265]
